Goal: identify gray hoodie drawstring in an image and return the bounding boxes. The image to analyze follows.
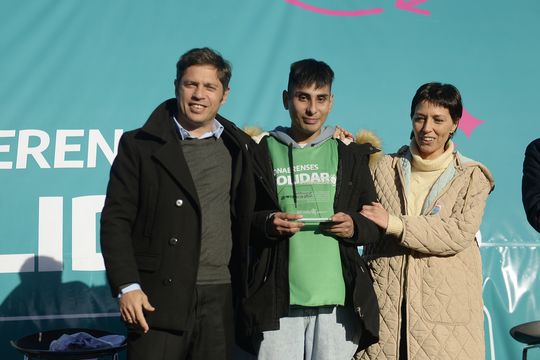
[287,143,298,208]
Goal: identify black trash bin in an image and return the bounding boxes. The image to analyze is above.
[10,328,126,360]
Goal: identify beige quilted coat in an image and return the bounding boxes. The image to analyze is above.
[356,146,494,360]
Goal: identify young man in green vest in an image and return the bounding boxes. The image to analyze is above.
[241,59,381,359]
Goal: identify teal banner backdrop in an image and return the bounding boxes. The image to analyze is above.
[1,0,539,358]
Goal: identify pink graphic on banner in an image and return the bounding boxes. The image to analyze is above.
[458,108,485,138]
[395,0,430,16]
[284,0,383,16]
[284,0,430,17]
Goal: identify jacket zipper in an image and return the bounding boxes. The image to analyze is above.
[396,158,409,357]
[333,146,343,210]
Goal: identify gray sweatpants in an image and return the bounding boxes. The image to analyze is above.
[257,306,359,360]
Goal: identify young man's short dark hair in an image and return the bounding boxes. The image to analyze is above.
[287,58,334,95]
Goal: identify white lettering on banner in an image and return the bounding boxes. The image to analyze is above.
[0,254,34,273]
[0,129,123,169]
[54,129,85,168]
[0,130,16,169]
[87,129,122,168]
[0,195,106,273]
[16,129,51,169]
[72,195,106,271]
[38,197,63,271]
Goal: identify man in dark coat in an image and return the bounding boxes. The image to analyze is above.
[523,138,540,232]
[100,47,254,360]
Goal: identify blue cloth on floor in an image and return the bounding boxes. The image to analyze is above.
[49,332,125,351]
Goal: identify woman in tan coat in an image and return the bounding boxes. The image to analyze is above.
[356,82,494,360]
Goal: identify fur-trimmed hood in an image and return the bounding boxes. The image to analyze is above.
[354,129,383,169]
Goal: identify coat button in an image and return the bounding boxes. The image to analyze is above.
[169,237,179,246]
[163,278,173,286]
[175,199,183,207]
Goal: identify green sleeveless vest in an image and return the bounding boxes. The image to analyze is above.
[266,135,345,306]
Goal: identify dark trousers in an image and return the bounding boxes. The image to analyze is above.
[127,283,234,360]
[399,297,407,360]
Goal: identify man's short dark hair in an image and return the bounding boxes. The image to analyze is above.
[287,59,334,95]
[410,82,463,123]
[176,47,232,89]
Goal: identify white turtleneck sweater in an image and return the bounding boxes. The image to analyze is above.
[386,141,455,237]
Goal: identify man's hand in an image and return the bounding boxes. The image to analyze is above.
[119,289,155,333]
[319,212,355,238]
[267,212,304,237]
[360,202,389,230]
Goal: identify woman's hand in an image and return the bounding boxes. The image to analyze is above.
[361,202,389,230]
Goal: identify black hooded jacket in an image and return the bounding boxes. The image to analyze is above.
[523,138,540,232]
[239,131,381,352]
